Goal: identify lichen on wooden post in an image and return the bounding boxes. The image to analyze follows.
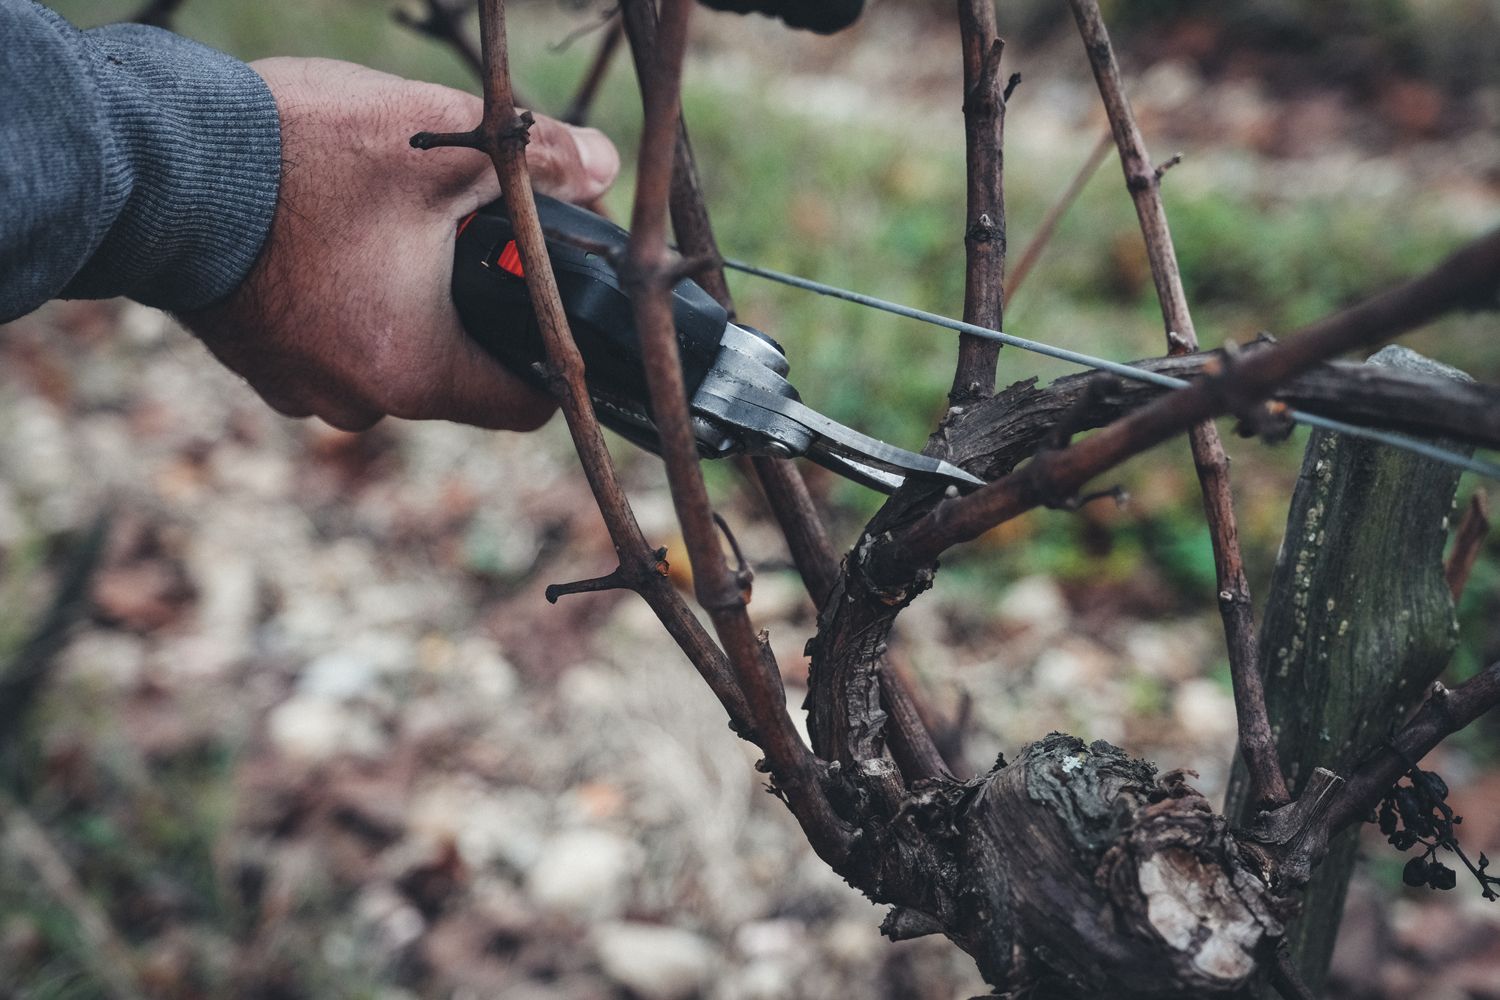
[1227,344,1472,992]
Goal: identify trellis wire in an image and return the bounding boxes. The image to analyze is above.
[723,257,1500,482]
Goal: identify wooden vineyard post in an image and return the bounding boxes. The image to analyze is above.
[1227,345,1473,992]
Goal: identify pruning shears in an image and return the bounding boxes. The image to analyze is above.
[452,194,983,495]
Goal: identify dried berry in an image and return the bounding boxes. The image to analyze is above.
[1427,863,1457,891]
[1378,799,1398,837]
[1403,857,1431,887]
[1396,787,1433,838]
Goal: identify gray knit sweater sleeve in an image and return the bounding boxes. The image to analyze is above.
[0,0,281,322]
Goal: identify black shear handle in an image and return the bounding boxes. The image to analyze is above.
[452,193,729,407]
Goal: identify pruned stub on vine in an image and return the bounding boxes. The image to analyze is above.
[827,733,1297,999]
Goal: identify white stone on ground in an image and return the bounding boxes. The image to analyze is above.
[592,921,717,1000]
[525,828,642,920]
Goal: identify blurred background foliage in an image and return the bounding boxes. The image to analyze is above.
[33,0,1500,752]
[35,0,1500,742]
[5,1,1500,996]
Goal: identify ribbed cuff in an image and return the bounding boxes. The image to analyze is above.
[61,23,281,312]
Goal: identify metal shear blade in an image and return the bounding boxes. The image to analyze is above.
[706,384,985,495]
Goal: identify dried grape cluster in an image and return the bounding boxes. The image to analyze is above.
[1373,764,1499,900]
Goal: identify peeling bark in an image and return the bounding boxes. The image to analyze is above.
[844,736,1286,998]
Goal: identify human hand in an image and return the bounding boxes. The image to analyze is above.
[184,57,619,431]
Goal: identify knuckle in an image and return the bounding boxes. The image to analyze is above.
[526,141,563,183]
[370,365,430,419]
[246,370,313,419]
[508,400,557,432]
[417,81,483,130]
[318,407,383,433]
[263,396,313,420]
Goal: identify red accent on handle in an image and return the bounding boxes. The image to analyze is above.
[497,240,525,277]
[456,211,478,238]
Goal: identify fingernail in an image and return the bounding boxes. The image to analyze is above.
[570,126,620,189]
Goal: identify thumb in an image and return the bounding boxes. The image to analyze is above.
[526,115,620,204]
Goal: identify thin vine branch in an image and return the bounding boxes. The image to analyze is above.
[1446,491,1490,601]
[1326,661,1500,836]
[545,547,668,604]
[618,0,734,311]
[753,454,956,779]
[614,6,827,604]
[1271,948,1320,1000]
[1006,130,1112,302]
[410,0,752,733]
[617,0,853,866]
[951,0,1009,404]
[618,0,950,782]
[562,15,624,126]
[1068,0,1288,810]
[395,0,484,78]
[879,657,955,781]
[963,348,1500,466]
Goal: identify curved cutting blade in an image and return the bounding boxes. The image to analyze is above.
[699,383,985,495]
